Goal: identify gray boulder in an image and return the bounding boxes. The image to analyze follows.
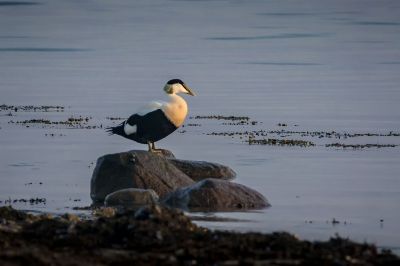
[90,150,194,203]
[163,178,270,211]
[105,188,159,207]
[169,159,236,181]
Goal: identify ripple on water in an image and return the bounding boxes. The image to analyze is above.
[8,163,35,167]
[0,1,40,6]
[242,62,322,66]
[0,48,90,52]
[236,158,269,166]
[379,62,400,65]
[349,21,400,26]
[257,12,318,17]
[206,33,331,41]
[0,36,34,39]
[257,11,360,17]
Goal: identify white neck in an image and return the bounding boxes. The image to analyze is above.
[161,93,188,127]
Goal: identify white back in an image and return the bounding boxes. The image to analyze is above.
[136,100,164,116]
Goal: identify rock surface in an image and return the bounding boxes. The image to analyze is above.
[163,178,270,211]
[169,159,236,181]
[104,188,159,207]
[90,150,194,202]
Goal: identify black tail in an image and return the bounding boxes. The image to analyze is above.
[105,122,124,136]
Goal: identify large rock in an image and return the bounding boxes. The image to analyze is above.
[90,150,194,203]
[163,178,270,211]
[169,159,236,181]
[104,188,159,207]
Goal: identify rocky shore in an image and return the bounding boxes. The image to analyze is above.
[0,205,399,266]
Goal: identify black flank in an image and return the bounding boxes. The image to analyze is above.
[106,109,178,144]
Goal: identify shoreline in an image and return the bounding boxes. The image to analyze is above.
[1,205,399,265]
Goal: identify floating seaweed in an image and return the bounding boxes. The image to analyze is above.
[326,143,399,149]
[222,120,258,126]
[4,197,46,205]
[190,115,250,121]
[45,133,66,137]
[10,116,98,129]
[183,123,201,127]
[208,129,400,139]
[247,137,315,147]
[0,104,64,112]
[106,117,126,120]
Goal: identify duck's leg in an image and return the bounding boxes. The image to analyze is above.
[147,141,154,152]
[147,141,162,154]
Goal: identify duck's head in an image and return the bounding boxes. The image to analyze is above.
[164,79,196,96]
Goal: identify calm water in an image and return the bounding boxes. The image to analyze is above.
[1,0,400,252]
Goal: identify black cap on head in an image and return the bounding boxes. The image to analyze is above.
[167,79,184,85]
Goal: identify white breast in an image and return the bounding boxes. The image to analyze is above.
[161,94,188,127]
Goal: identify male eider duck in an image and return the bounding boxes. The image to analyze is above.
[106,79,196,152]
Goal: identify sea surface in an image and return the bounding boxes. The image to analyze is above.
[1,0,400,253]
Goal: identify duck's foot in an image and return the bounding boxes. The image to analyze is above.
[150,149,164,155]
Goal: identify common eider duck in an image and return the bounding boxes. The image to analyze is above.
[106,79,196,152]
